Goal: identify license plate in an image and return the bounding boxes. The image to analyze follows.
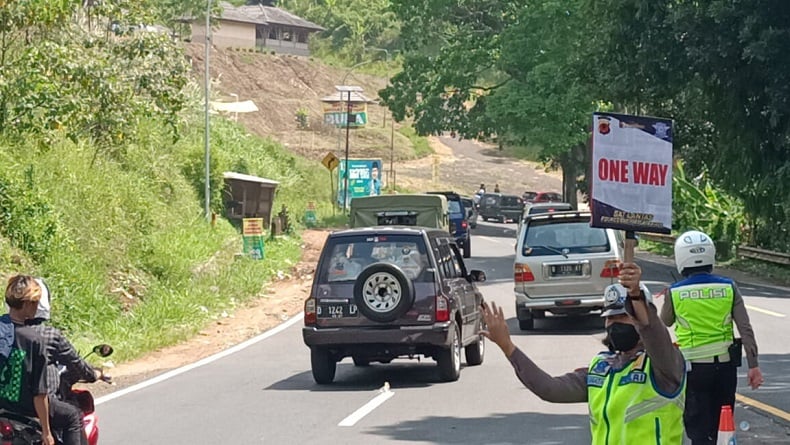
[550,264,583,277]
[317,303,358,318]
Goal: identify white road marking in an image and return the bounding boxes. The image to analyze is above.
[744,304,786,318]
[338,385,395,427]
[95,313,305,405]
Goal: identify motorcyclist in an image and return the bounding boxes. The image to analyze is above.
[25,277,101,445]
[27,278,102,397]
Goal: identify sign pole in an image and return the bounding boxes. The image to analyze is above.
[624,231,637,264]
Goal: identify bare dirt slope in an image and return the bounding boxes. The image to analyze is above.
[187,44,419,163]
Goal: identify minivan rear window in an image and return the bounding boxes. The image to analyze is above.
[320,234,432,283]
[522,221,610,256]
[528,205,573,215]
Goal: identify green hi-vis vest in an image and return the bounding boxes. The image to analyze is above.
[587,352,685,445]
[670,282,734,361]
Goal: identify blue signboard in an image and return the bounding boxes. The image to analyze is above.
[337,159,383,208]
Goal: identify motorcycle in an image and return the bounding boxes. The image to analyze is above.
[0,344,114,445]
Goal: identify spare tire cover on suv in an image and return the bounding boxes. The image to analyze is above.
[353,263,415,323]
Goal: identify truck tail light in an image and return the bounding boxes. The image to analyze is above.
[435,295,450,322]
[304,298,317,325]
[514,263,535,282]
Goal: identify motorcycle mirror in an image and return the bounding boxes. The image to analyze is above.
[93,344,114,358]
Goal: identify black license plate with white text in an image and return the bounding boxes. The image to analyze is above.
[317,303,359,318]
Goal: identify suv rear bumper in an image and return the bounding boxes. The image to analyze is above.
[303,322,453,348]
[515,292,604,315]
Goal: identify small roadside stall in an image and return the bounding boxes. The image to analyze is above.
[223,172,279,229]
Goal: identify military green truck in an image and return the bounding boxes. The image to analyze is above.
[349,194,449,230]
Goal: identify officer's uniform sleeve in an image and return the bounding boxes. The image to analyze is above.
[731,283,759,368]
[626,299,685,396]
[508,347,588,403]
[659,290,675,326]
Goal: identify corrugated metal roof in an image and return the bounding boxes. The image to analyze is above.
[320,92,377,103]
[223,172,280,185]
[217,2,324,31]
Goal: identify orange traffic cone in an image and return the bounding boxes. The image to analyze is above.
[716,404,736,445]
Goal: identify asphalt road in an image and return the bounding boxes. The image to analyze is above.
[97,221,790,444]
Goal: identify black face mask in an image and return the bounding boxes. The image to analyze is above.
[606,322,640,352]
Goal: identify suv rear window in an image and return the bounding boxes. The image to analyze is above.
[522,221,610,256]
[448,200,462,214]
[320,234,432,283]
[501,196,523,206]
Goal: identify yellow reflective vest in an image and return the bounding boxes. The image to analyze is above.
[670,274,735,361]
[587,351,685,445]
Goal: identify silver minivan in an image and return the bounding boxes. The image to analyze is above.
[513,211,624,330]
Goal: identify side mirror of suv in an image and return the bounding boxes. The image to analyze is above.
[469,270,487,283]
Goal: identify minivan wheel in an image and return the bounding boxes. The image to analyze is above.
[463,238,471,258]
[354,263,415,323]
[498,215,506,224]
[311,347,336,384]
[437,323,462,381]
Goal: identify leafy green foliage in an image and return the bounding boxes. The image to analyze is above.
[279,0,400,64]
[673,160,745,259]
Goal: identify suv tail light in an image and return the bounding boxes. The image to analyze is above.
[514,263,535,282]
[461,220,468,229]
[600,260,620,278]
[435,295,450,322]
[304,298,317,325]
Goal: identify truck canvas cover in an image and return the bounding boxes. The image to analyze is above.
[349,194,449,230]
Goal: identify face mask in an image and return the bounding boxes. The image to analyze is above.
[606,322,640,352]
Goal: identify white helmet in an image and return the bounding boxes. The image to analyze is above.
[674,230,715,274]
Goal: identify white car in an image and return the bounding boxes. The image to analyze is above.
[513,211,625,330]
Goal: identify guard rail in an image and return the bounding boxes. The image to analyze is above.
[637,232,790,266]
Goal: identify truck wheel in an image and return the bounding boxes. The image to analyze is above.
[518,317,534,331]
[311,347,336,384]
[352,356,371,367]
[437,323,462,381]
[354,263,415,323]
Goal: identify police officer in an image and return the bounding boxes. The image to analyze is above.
[483,262,686,444]
[661,230,764,445]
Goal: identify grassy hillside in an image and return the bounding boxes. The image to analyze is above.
[0,110,338,362]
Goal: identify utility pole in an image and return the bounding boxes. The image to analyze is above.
[204,0,212,221]
[335,85,364,212]
[367,47,396,191]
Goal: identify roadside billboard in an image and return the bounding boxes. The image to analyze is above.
[337,159,383,207]
[323,102,368,127]
[590,112,673,234]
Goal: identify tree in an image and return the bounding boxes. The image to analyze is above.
[585,0,790,249]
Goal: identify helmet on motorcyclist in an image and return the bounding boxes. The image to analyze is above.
[600,283,653,317]
[674,230,715,275]
[33,277,51,321]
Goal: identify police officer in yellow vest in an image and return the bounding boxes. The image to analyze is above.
[482,262,686,444]
[661,230,764,445]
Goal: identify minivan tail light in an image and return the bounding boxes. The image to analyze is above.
[435,295,450,322]
[304,298,317,325]
[514,263,535,282]
[600,260,620,278]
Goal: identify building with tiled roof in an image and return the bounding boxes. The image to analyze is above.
[190,2,325,56]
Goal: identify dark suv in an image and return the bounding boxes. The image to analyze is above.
[478,193,525,223]
[426,191,471,258]
[302,226,487,384]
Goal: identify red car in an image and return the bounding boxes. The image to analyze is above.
[523,191,563,203]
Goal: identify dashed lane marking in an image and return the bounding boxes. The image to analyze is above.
[339,385,395,427]
[744,304,786,318]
